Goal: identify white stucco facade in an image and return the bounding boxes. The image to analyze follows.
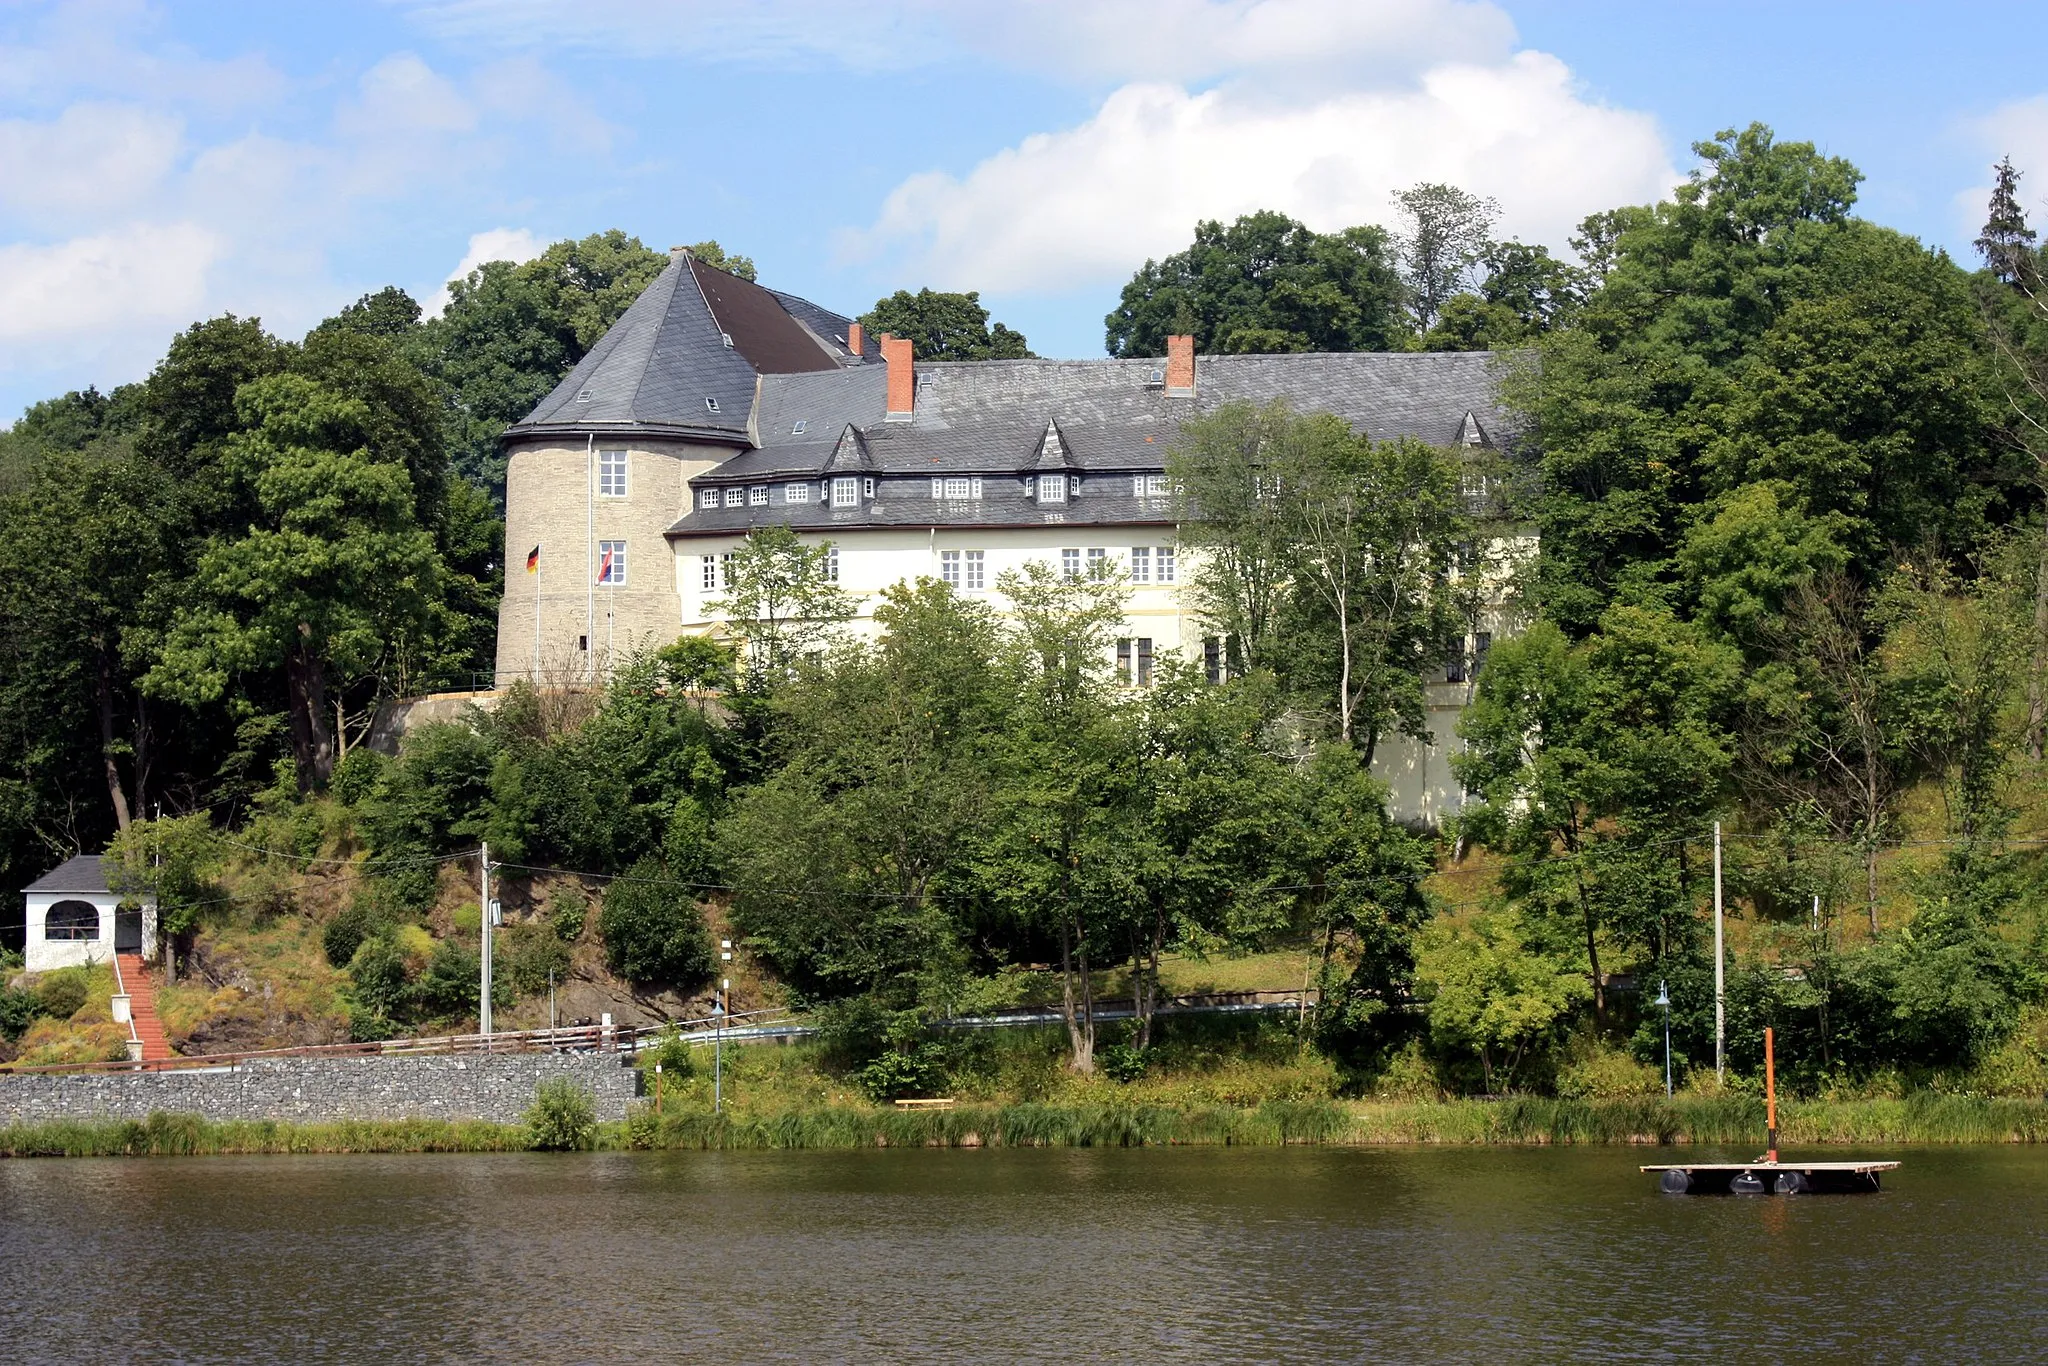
[21,855,157,973]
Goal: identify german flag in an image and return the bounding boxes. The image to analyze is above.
[525,545,540,574]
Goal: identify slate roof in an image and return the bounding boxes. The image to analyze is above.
[506,254,869,443]
[669,351,1510,535]
[24,853,117,896]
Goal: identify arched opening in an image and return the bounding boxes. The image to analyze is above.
[44,900,100,941]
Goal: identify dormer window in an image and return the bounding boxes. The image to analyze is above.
[831,476,859,508]
[705,397,721,414]
[1040,474,1068,504]
[792,420,808,436]
[724,487,744,508]
[786,481,811,504]
[699,488,718,509]
[749,485,768,506]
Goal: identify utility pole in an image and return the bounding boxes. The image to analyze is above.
[1713,821,1725,1083]
[480,842,494,1041]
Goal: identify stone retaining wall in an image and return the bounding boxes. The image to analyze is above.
[0,1054,643,1126]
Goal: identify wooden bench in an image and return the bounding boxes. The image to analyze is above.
[892,1097,956,1110]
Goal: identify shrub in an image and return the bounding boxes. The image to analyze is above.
[501,923,571,996]
[1098,1042,1149,1083]
[858,1046,945,1103]
[548,888,588,943]
[597,861,714,987]
[451,902,482,934]
[1556,1045,1664,1100]
[323,899,379,968]
[641,1025,694,1081]
[0,983,39,1040]
[34,968,91,1020]
[329,747,388,806]
[413,941,493,1020]
[346,936,411,1019]
[525,1077,596,1150]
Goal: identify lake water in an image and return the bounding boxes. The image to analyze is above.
[2,1145,2043,1362]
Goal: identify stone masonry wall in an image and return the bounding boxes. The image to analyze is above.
[498,437,734,684]
[0,1054,643,1126]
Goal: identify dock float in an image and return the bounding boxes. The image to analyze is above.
[1643,1026,1900,1194]
[1640,1160,1901,1195]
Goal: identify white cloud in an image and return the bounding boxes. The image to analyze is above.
[424,226,545,315]
[1957,95,2048,246]
[847,51,1677,292]
[0,0,286,112]
[0,102,183,222]
[0,221,220,342]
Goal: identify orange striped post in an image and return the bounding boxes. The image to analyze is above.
[1764,1026,1779,1163]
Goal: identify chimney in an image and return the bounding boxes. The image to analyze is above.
[882,334,914,422]
[1165,334,1196,397]
[669,244,690,264]
[847,320,864,359]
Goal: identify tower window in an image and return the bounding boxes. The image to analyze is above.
[598,449,627,497]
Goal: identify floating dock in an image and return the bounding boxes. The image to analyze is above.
[1641,1160,1900,1195]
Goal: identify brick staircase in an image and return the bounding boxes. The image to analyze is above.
[115,953,172,1063]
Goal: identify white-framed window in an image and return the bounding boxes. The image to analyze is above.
[699,488,718,510]
[965,549,985,590]
[931,476,982,500]
[597,539,627,586]
[1087,548,1107,578]
[701,555,717,590]
[749,485,768,506]
[786,481,811,504]
[824,545,840,582]
[1024,476,1035,497]
[1117,638,1155,687]
[724,487,744,508]
[1061,548,1081,580]
[1159,545,1177,583]
[1040,474,1067,504]
[1130,546,1151,583]
[598,449,627,497]
[831,476,859,507]
[864,476,876,498]
[940,549,961,586]
[1131,473,1169,498]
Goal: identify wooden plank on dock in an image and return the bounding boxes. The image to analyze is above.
[1639,1162,1900,1174]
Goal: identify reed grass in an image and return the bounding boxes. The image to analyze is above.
[5,1093,2044,1158]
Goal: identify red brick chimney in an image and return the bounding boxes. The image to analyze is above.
[1165,334,1195,397]
[882,334,914,421]
[847,320,864,358]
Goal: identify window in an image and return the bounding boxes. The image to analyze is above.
[44,900,98,941]
[792,420,808,436]
[699,488,718,510]
[964,549,985,590]
[722,551,734,585]
[931,476,982,500]
[1204,637,1224,686]
[786,481,810,504]
[940,549,961,586]
[1158,545,1177,583]
[1117,638,1155,688]
[749,486,768,507]
[831,476,859,508]
[1131,473,1169,498]
[1061,548,1081,580]
[864,476,876,498]
[824,545,840,583]
[598,449,627,497]
[597,540,626,586]
[1087,548,1107,578]
[1474,631,1493,673]
[724,488,744,508]
[701,555,718,591]
[1130,547,1151,584]
[1040,474,1068,504]
[704,397,721,413]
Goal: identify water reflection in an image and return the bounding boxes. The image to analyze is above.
[2,1146,2042,1362]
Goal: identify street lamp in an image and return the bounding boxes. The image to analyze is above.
[1655,980,1673,1098]
[715,939,734,1115]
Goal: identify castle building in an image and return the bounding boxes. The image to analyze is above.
[497,248,1517,823]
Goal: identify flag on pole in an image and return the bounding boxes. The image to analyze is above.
[525,545,540,574]
[597,545,614,584]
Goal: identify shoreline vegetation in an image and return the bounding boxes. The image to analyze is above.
[7,1094,2048,1158]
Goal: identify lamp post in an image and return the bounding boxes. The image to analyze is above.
[1655,979,1673,1098]
[715,938,733,1114]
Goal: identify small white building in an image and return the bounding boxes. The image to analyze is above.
[21,854,156,973]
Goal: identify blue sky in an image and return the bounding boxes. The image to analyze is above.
[5,0,2048,425]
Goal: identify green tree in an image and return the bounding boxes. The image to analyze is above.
[145,374,444,790]
[1391,182,1500,332]
[686,240,756,281]
[859,289,1033,361]
[1106,211,1409,357]
[106,812,224,976]
[597,860,715,987]
[710,525,856,680]
[1416,908,1590,1092]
